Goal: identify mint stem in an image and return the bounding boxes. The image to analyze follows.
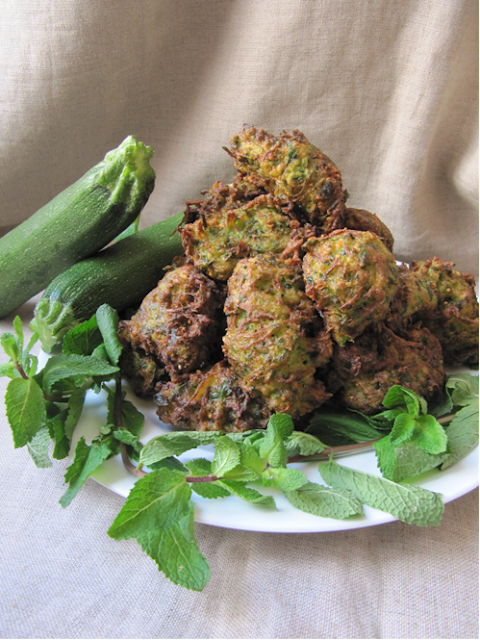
[287,437,382,464]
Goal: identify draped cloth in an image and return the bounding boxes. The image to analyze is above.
[0,2,478,638]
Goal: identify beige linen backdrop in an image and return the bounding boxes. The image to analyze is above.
[0,1,478,639]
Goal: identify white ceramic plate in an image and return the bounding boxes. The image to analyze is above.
[69,375,479,534]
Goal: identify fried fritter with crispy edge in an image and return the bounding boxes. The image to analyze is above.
[343,207,394,252]
[155,359,271,432]
[223,254,332,418]
[387,263,438,327]
[226,125,347,233]
[181,193,306,282]
[303,229,400,346]
[409,257,479,366]
[329,324,445,414]
[122,263,226,379]
[117,320,166,397]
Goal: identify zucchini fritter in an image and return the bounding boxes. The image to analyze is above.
[409,258,479,366]
[329,324,445,414]
[226,125,347,233]
[303,230,400,346]
[181,193,303,281]
[223,254,332,418]
[122,263,225,379]
[388,263,438,326]
[155,360,271,432]
[343,207,394,252]
[118,321,166,397]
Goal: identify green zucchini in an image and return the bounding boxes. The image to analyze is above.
[0,135,155,318]
[30,212,184,352]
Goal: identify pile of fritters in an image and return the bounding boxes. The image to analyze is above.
[118,125,479,432]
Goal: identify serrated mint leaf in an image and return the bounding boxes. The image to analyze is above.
[48,388,86,459]
[60,437,112,507]
[1,332,19,361]
[0,362,17,379]
[441,399,479,470]
[285,431,326,456]
[285,481,364,519]
[185,458,212,477]
[268,413,294,438]
[107,468,190,540]
[191,482,231,499]
[137,502,209,592]
[222,463,261,482]
[91,343,110,361]
[119,398,144,436]
[27,425,52,468]
[62,315,103,356]
[40,354,119,394]
[139,433,213,467]
[96,304,123,365]
[319,459,444,526]
[389,413,416,446]
[238,440,265,475]
[307,409,383,443]
[411,414,448,455]
[113,429,142,453]
[382,385,426,417]
[217,479,276,508]
[211,436,241,477]
[6,377,46,448]
[262,467,308,491]
[374,436,447,482]
[258,418,289,468]
[445,373,479,407]
[13,316,24,349]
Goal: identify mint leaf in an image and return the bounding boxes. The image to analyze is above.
[62,315,103,356]
[319,459,444,526]
[441,399,479,470]
[107,468,191,540]
[113,429,142,453]
[285,431,326,456]
[137,502,209,591]
[211,436,241,477]
[191,482,231,499]
[1,332,19,361]
[96,304,123,365]
[307,408,383,443]
[40,353,119,394]
[445,373,479,407]
[285,481,364,519]
[258,416,289,468]
[0,362,17,379]
[238,440,265,475]
[118,397,144,436]
[60,436,112,507]
[381,385,426,417]
[374,436,447,482]
[26,425,52,468]
[185,458,212,477]
[411,414,448,455]
[262,467,308,491]
[6,377,46,447]
[389,413,416,446]
[139,432,218,467]
[217,479,277,508]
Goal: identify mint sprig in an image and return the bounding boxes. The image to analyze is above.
[1,316,478,591]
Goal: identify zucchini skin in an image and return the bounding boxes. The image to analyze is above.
[0,136,155,318]
[31,212,184,352]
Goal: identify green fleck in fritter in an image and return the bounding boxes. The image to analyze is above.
[303,230,400,346]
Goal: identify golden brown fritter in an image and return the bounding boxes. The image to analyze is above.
[122,263,226,379]
[343,207,394,252]
[303,230,400,346]
[226,125,347,233]
[223,254,332,418]
[181,193,304,281]
[155,360,271,432]
[329,324,445,414]
[409,257,479,366]
[387,263,438,327]
[117,321,166,397]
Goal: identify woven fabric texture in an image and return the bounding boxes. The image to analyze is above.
[0,1,478,638]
